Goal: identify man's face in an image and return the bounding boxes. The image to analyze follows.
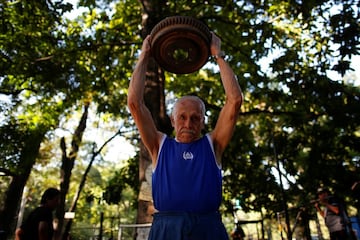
[47,195,61,210]
[171,99,204,143]
[318,191,328,201]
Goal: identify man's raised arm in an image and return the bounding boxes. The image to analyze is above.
[127,36,162,162]
[210,33,243,160]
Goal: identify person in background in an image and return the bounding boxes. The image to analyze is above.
[15,188,60,240]
[314,187,347,240]
[127,32,243,240]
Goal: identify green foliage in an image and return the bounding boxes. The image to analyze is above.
[104,154,139,205]
[1,0,359,238]
[103,175,124,204]
[160,0,360,221]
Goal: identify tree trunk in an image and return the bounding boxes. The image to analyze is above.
[54,104,89,240]
[0,130,46,239]
[0,175,29,239]
[62,129,120,239]
[136,1,172,240]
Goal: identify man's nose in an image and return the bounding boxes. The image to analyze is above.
[184,118,191,127]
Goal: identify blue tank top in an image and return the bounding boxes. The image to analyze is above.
[152,134,222,213]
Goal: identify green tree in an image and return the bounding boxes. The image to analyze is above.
[0,1,78,237]
[1,0,359,239]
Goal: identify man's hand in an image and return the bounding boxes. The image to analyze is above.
[210,32,222,56]
[140,35,152,58]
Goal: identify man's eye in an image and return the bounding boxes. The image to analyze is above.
[191,116,200,122]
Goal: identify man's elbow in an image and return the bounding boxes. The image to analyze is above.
[127,94,143,114]
[15,228,23,240]
[233,93,243,110]
[127,98,137,114]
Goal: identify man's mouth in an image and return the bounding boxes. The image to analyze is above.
[180,129,195,135]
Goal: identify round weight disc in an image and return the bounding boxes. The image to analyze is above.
[150,16,211,74]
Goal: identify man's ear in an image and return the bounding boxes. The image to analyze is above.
[170,116,175,127]
[201,117,205,129]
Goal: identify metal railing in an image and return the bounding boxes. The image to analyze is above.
[117,223,152,240]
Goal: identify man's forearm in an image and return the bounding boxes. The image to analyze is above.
[128,36,151,105]
[325,204,339,215]
[216,57,243,104]
[129,57,148,98]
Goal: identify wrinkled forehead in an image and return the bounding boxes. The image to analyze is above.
[173,96,205,116]
[179,99,200,108]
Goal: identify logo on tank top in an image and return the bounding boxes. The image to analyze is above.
[183,151,194,160]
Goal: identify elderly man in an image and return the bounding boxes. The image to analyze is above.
[128,32,243,240]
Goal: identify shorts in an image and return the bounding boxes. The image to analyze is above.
[148,211,229,240]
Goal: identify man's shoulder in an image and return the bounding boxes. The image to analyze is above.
[31,206,53,219]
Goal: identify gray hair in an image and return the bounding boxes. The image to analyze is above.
[172,96,206,118]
